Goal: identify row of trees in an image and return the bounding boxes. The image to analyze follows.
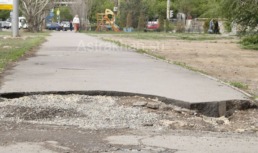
[220,0,258,33]
[89,0,258,33]
[0,0,257,33]
[19,0,94,32]
[19,0,54,32]
[0,0,55,32]
[1,0,93,32]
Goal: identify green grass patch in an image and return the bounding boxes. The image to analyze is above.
[90,31,234,41]
[0,31,11,35]
[0,32,48,72]
[173,61,207,74]
[177,35,220,41]
[102,38,166,60]
[136,48,166,60]
[85,31,124,35]
[128,32,170,40]
[241,35,258,50]
[102,38,131,49]
[230,82,248,90]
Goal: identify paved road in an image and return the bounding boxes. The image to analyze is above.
[0,32,248,103]
[0,126,258,153]
[106,131,258,153]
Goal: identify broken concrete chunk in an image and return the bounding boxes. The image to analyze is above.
[143,123,154,126]
[160,120,186,128]
[252,128,258,132]
[133,101,147,107]
[235,129,245,133]
[254,122,258,128]
[255,98,258,103]
[146,102,160,109]
[159,104,172,111]
[216,120,225,125]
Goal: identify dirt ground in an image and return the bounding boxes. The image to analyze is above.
[95,34,258,97]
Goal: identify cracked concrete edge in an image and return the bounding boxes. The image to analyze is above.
[0,90,255,117]
[190,99,257,117]
[190,101,227,117]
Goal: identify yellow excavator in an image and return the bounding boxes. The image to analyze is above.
[96,9,120,32]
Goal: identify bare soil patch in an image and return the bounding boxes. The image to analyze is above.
[96,34,258,96]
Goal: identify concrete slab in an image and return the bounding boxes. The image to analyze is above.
[0,32,250,116]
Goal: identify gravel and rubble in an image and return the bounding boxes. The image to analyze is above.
[0,94,258,153]
[0,94,258,134]
[0,95,160,130]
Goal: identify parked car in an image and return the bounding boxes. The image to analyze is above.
[0,21,4,28]
[60,21,71,31]
[46,22,63,31]
[0,17,27,29]
[144,21,160,32]
[3,21,11,29]
[2,18,11,29]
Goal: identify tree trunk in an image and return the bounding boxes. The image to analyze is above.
[20,0,54,32]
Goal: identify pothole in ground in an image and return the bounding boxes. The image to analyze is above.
[0,94,161,129]
[0,94,257,133]
[0,106,83,120]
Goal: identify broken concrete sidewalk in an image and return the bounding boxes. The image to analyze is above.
[0,32,251,116]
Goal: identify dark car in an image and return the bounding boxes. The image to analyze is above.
[46,22,63,31]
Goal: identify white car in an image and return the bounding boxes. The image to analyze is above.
[2,19,11,29]
[1,17,28,29]
[60,21,70,31]
[0,21,4,28]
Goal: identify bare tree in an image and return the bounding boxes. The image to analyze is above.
[20,0,54,32]
[70,0,93,30]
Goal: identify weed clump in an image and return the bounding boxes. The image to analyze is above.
[241,35,258,50]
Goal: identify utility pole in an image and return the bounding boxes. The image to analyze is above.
[82,0,85,30]
[12,0,19,37]
[167,0,171,20]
